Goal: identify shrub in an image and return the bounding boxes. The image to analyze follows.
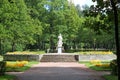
[0,61,6,75]
[110,59,118,75]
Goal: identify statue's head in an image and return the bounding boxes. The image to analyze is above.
[59,33,62,36]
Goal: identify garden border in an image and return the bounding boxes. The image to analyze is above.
[3,54,116,62]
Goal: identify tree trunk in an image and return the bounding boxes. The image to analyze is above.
[49,23,54,52]
[110,0,119,76]
[0,39,2,54]
[11,42,15,52]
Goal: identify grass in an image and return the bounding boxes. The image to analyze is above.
[6,61,39,72]
[0,61,39,80]
[0,74,16,80]
[79,61,118,80]
[79,61,111,71]
[103,75,118,80]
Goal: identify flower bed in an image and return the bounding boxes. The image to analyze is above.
[6,61,28,68]
[80,60,111,71]
[90,60,110,67]
[5,61,39,72]
[6,51,45,54]
[76,51,113,54]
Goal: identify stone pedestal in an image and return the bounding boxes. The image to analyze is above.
[58,47,62,54]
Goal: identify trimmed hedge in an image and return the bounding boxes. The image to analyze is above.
[0,61,6,75]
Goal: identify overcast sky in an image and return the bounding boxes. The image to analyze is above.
[69,0,96,7]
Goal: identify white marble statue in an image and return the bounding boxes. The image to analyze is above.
[57,34,63,53]
[57,33,63,47]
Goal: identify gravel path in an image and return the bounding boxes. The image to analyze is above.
[8,62,110,80]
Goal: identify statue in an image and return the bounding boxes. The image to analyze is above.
[57,33,63,53]
[58,33,63,47]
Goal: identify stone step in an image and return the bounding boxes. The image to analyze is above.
[40,53,78,62]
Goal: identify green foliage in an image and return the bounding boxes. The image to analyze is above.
[110,59,118,75]
[103,75,118,80]
[15,44,25,51]
[0,61,6,75]
[0,0,117,54]
[0,0,42,53]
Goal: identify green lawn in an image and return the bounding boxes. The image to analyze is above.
[6,61,39,72]
[79,61,118,80]
[0,74,16,80]
[103,75,118,80]
[0,61,39,80]
[80,61,111,71]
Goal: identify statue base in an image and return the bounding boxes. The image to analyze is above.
[57,47,62,54]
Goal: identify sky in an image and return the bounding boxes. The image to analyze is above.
[69,0,96,7]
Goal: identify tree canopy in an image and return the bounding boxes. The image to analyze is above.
[0,0,118,54]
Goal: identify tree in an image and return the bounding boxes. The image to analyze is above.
[0,0,42,53]
[25,0,81,52]
[90,0,119,75]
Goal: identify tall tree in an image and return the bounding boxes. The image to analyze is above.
[0,0,42,53]
[90,0,119,76]
[25,0,81,51]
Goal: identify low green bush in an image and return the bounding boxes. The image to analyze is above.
[110,59,118,75]
[0,61,6,75]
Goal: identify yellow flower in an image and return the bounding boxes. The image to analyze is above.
[6,61,28,68]
[95,63,102,67]
[90,60,101,65]
[21,61,28,65]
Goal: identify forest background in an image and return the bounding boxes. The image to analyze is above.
[0,0,120,54]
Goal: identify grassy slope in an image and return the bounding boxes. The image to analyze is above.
[0,74,16,80]
[79,61,118,80]
[103,75,118,80]
[6,61,39,72]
